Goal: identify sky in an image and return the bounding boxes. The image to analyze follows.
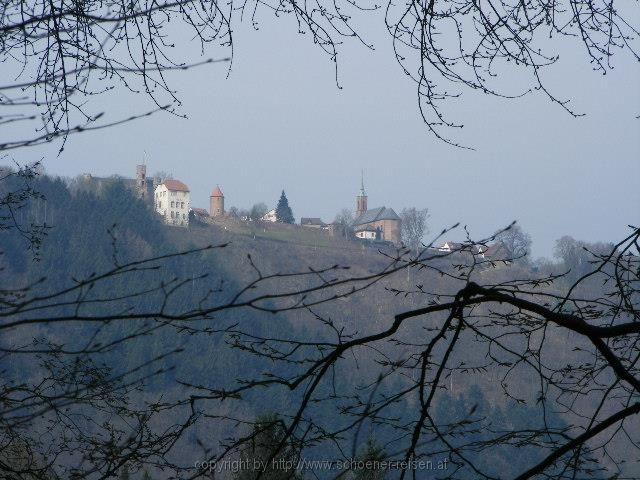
[7,8,640,259]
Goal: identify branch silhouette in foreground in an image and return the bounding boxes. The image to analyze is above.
[1,1,637,150]
[2,222,638,479]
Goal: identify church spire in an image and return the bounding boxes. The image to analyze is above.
[356,170,367,218]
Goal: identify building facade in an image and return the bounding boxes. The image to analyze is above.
[154,179,190,227]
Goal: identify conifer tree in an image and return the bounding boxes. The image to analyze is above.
[275,191,294,224]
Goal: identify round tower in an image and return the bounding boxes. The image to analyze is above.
[355,171,367,218]
[209,185,225,217]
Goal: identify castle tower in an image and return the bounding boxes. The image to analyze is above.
[136,164,147,199]
[355,171,367,219]
[209,185,225,217]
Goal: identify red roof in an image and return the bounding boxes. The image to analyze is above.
[210,185,224,197]
[162,179,189,192]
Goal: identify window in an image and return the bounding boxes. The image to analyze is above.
[181,202,184,209]
[171,201,174,208]
[170,211,174,218]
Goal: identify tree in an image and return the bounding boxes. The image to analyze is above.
[208,226,640,480]
[250,202,269,221]
[334,208,354,227]
[1,1,638,478]
[333,208,354,238]
[275,191,294,224]
[235,415,301,480]
[554,235,616,281]
[1,1,636,151]
[494,223,532,261]
[400,208,429,253]
[228,206,241,218]
[2,176,639,479]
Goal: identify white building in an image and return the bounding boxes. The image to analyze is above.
[261,209,277,222]
[355,229,379,240]
[154,179,190,227]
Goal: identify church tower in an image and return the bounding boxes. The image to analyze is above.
[355,171,367,219]
[209,185,225,217]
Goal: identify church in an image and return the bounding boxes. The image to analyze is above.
[352,176,401,245]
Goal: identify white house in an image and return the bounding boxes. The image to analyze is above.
[154,179,190,227]
[261,209,277,222]
[355,228,379,240]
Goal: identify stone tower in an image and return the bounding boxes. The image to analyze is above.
[209,185,225,217]
[355,171,367,219]
[136,164,147,199]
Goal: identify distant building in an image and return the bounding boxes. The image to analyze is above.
[479,242,511,262]
[352,175,401,245]
[436,241,463,253]
[300,217,327,229]
[355,227,381,240]
[78,164,157,201]
[209,185,225,217]
[190,207,210,224]
[435,241,511,262]
[262,209,277,222]
[154,179,190,227]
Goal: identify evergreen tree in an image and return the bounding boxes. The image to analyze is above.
[275,191,294,224]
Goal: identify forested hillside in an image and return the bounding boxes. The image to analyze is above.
[1,174,633,479]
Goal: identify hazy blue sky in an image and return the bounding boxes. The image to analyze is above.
[10,11,640,258]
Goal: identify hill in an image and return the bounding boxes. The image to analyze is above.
[1,174,630,479]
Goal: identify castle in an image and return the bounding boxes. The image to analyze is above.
[133,164,225,228]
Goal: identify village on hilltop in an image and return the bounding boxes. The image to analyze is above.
[81,164,510,260]
[131,164,404,246]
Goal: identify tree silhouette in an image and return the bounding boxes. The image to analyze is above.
[1,1,638,478]
[400,208,429,253]
[1,0,637,150]
[275,191,294,224]
[1,190,639,479]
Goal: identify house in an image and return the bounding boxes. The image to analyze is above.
[437,241,464,253]
[355,227,381,240]
[154,179,190,227]
[480,242,511,261]
[352,175,401,245]
[261,209,277,222]
[300,217,327,229]
[190,208,210,224]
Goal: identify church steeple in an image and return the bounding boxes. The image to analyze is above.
[356,170,368,218]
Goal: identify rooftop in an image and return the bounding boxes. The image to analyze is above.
[161,179,190,192]
[354,206,400,226]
